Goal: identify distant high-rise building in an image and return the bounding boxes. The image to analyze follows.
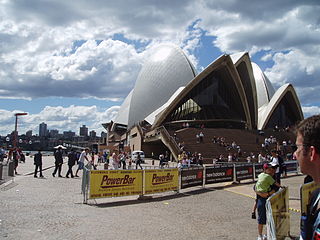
[63,130,75,139]
[89,130,96,138]
[26,130,32,137]
[39,122,47,137]
[79,125,88,137]
[49,129,59,138]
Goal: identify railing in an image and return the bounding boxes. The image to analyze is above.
[81,161,300,203]
[156,126,180,161]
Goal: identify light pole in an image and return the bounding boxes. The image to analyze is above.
[13,113,28,148]
[6,136,10,149]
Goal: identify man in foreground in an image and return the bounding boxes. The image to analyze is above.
[294,114,320,239]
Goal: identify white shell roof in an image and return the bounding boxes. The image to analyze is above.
[113,89,133,125]
[251,62,275,108]
[128,44,197,128]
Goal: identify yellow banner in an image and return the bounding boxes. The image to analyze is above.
[89,170,143,199]
[268,187,290,240]
[145,169,179,194]
[300,181,320,215]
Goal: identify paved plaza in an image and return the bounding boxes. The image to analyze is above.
[0,156,303,239]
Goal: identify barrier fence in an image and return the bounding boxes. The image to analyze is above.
[266,187,290,240]
[0,161,14,186]
[81,160,300,203]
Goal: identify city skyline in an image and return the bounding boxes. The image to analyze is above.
[0,1,319,136]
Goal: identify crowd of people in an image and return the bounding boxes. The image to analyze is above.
[251,115,320,240]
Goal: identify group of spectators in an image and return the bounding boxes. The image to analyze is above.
[252,115,320,240]
[177,151,203,168]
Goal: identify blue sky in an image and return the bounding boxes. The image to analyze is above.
[0,0,319,136]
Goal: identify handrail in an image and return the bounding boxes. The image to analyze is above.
[156,126,180,161]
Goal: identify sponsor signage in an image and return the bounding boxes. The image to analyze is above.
[89,170,143,199]
[267,187,290,239]
[235,164,254,181]
[144,169,179,194]
[181,167,204,189]
[300,182,320,215]
[205,166,233,184]
[284,161,298,173]
[254,164,264,179]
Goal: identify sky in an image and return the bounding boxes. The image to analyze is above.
[0,0,319,136]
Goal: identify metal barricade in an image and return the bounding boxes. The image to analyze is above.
[81,164,91,204]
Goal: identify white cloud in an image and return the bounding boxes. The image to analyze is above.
[302,106,320,118]
[0,105,120,136]
[0,0,320,136]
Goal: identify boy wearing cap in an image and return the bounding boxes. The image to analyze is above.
[254,162,281,240]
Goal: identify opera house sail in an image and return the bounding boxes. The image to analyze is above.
[109,44,303,134]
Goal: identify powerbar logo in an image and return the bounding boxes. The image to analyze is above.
[100,175,136,188]
[152,173,174,185]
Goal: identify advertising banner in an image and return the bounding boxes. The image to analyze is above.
[205,166,233,184]
[144,169,179,194]
[235,164,254,181]
[266,187,290,240]
[254,163,264,179]
[181,167,204,189]
[89,170,143,199]
[300,182,320,215]
[284,161,298,173]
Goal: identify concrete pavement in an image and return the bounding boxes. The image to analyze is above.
[0,155,303,239]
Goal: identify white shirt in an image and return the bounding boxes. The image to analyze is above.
[78,151,88,163]
[271,156,279,173]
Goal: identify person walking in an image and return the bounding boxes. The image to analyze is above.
[294,115,320,239]
[12,148,20,174]
[52,147,63,177]
[136,152,143,169]
[34,150,43,178]
[66,149,77,178]
[75,148,90,177]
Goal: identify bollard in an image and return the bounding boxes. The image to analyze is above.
[0,163,3,180]
[8,161,14,176]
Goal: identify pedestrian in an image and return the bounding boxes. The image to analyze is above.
[34,150,43,178]
[136,152,143,169]
[159,154,165,168]
[75,148,90,177]
[294,115,320,239]
[199,132,204,143]
[270,149,281,184]
[254,162,281,240]
[12,148,19,174]
[66,149,77,178]
[196,134,200,143]
[119,152,126,169]
[52,147,63,177]
[111,152,119,170]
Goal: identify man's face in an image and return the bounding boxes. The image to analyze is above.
[295,132,311,175]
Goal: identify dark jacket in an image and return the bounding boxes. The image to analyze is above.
[34,152,42,166]
[54,150,63,164]
[67,152,77,166]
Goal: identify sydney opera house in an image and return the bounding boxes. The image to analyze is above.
[103,44,303,159]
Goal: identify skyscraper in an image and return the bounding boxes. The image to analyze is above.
[39,122,47,137]
[79,125,88,137]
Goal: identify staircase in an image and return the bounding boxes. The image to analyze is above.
[171,128,295,163]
